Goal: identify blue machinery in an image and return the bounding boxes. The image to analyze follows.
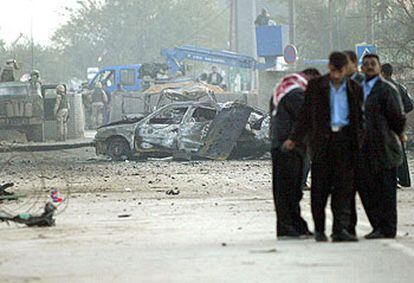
[89,25,287,93]
[162,25,287,74]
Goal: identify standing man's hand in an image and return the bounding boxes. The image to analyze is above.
[282,139,296,151]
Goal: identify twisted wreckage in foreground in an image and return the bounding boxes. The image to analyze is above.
[94,99,270,161]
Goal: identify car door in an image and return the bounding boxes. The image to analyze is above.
[135,105,189,153]
[197,103,253,160]
[177,105,217,153]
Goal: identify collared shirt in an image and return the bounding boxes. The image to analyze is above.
[363,75,380,102]
[329,80,350,127]
[351,73,358,80]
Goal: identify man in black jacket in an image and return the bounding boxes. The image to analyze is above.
[270,68,321,239]
[381,63,413,114]
[381,63,413,188]
[359,54,406,239]
[283,52,363,242]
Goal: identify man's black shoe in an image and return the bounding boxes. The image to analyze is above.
[314,232,328,242]
[277,229,302,240]
[364,230,395,239]
[332,230,358,242]
[348,227,357,237]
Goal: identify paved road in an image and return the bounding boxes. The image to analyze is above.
[0,151,413,282]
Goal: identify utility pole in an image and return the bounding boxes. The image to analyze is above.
[229,0,238,52]
[365,0,374,43]
[328,0,334,51]
[288,0,295,44]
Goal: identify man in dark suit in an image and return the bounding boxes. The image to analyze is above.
[283,52,363,242]
[344,50,365,236]
[381,63,413,188]
[270,68,321,239]
[359,54,406,239]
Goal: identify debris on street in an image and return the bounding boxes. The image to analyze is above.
[0,202,56,227]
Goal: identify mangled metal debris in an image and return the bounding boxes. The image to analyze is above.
[0,202,56,227]
[94,99,270,161]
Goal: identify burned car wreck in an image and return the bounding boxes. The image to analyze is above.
[94,100,270,161]
[94,84,269,160]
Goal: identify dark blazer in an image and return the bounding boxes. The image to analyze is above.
[269,88,305,151]
[290,74,363,162]
[388,78,413,114]
[362,77,406,171]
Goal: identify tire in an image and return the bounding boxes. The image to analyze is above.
[26,124,45,142]
[106,137,132,160]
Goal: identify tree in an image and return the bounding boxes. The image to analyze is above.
[375,0,414,71]
[51,0,229,79]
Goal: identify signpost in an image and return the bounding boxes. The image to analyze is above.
[356,44,377,65]
[283,44,297,65]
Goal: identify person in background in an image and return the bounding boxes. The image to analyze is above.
[207,66,223,86]
[91,82,108,129]
[381,63,413,188]
[344,50,365,85]
[255,8,271,26]
[358,54,406,239]
[54,84,70,141]
[270,68,321,239]
[0,59,19,82]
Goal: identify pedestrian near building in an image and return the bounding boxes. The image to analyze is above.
[207,66,223,86]
[381,63,413,188]
[270,68,321,239]
[283,52,363,242]
[54,84,70,141]
[359,54,406,239]
[91,82,108,128]
[81,83,93,130]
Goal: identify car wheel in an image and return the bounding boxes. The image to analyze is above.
[106,137,132,160]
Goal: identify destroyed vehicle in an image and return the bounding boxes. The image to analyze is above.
[0,82,44,141]
[0,82,68,142]
[94,101,270,160]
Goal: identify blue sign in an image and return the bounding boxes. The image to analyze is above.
[256,25,286,57]
[356,44,377,65]
[283,44,298,64]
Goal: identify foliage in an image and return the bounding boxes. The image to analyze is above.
[51,0,229,79]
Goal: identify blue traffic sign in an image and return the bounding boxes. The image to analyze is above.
[356,44,377,65]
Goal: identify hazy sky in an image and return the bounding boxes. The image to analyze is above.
[0,0,77,45]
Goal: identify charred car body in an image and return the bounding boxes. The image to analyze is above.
[94,100,270,161]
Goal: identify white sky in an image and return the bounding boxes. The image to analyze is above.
[0,0,78,45]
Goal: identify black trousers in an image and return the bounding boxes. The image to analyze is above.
[311,130,355,234]
[358,165,398,237]
[272,147,309,236]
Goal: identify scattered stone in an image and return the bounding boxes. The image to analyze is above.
[118,214,131,218]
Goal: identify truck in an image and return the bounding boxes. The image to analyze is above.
[0,82,67,142]
[88,25,287,97]
[0,82,45,141]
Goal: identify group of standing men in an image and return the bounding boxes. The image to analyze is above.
[270,51,412,242]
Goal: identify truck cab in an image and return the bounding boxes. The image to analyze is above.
[88,64,142,95]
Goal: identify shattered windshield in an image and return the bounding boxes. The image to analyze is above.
[149,106,189,124]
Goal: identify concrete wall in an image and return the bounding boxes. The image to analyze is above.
[257,70,287,110]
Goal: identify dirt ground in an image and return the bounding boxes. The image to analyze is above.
[1,148,414,282]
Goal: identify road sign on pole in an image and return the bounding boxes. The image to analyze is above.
[283,44,297,64]
[356,44,377,65]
